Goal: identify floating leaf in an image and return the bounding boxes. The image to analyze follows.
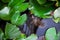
[14,3,29,12]
[8,0,25,7]
[5,23,21,39]
[53,7,60,23]
[25,34,37,40]
[16,33,26,40]
[30,0,54,18]
[45,27,57,40]
[0,7,10,20]
[11,11,20,25]
[54,7,60,18]
[11,10,27,25]
[17,34,37,40]
[16,14,27,25]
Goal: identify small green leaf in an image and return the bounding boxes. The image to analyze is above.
[16,33,26,40]
[14,3,29,12]
[30,0,54,18]
[11,11,20,25]
[54,7,60,18]
[8,0,25,7]
[20,33,26,39]
[11,10,27,25]
[0,7,10,20]
[45,27,57,40]
[9,8,16,18]
[16,14,27,25]
[5,23,21,39]
[25,34,37,40]
[0,29,4,40]
[53,7,60,23]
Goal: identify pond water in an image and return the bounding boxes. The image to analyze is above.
[20,18,60,37]
[36,18,60,37]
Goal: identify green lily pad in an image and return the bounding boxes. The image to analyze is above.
[45,27,57,40]
[5,23,21,39]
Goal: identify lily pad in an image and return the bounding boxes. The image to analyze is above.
[45,27,57,40]
[5,23,21,39]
